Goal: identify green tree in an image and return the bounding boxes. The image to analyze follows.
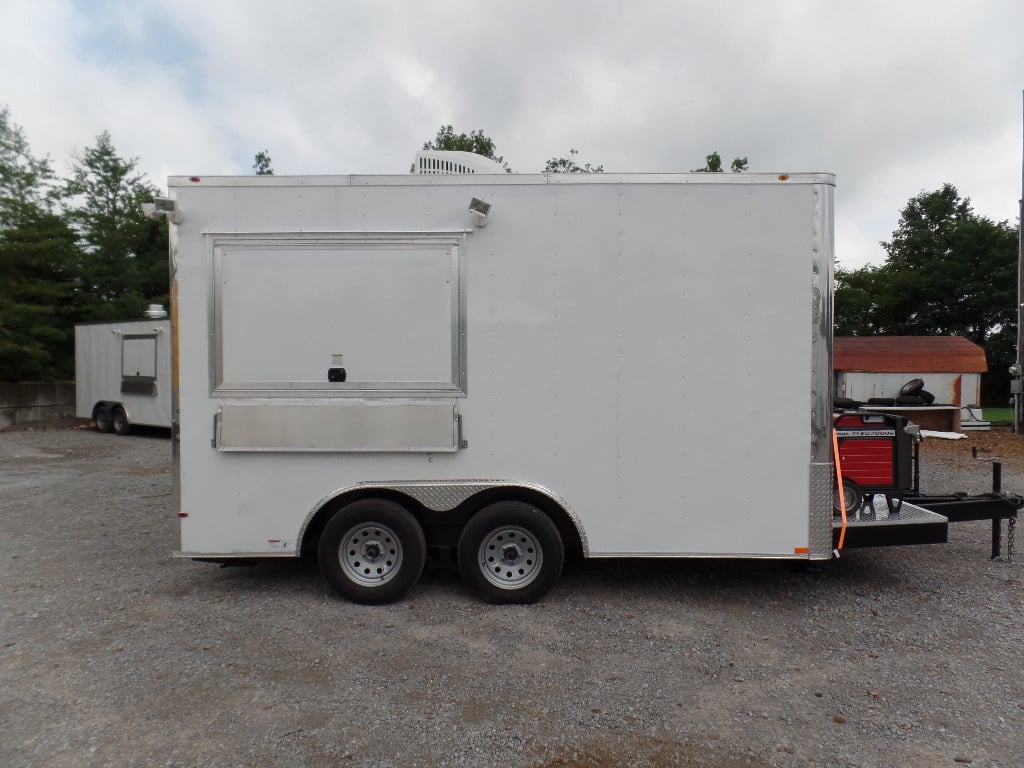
[835,184,1018,403]
[692,151,748,173]
[422,125,511,171]
[0,106,56,229]
[543,149,604,174]
[0,209,80,379]
[0,108,82,380]
[253,150,273,175]
[62,132,169,321]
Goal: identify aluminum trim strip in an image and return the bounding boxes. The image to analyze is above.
[211,383,465,399]
[584,552,833,560]
[216,401,459,453]
[174,551,296,559]
[169,219,182,553]
[809,182,835,464]
[808,181,836,556]
[170,173,837,189]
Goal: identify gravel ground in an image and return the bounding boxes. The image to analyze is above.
[1,425,1022,768]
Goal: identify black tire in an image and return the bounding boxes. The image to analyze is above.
[94,405,113,433]
[899,378,924,396]
[458,501,564,604]
[112,406,131,436]
[833,479,863,516]
[833,397,860,410]
[318,498,426,605]
[919,390,935,404]
[866,397,896,406]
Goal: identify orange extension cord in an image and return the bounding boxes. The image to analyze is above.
[832,427,847,551]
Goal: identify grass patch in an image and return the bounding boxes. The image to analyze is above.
[983,407,1013,423]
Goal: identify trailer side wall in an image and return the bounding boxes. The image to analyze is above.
[170,173,835,559]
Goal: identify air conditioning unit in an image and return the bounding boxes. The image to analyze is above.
[412,150,506,175]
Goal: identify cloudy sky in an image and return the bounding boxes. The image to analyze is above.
[2,0,1021,268]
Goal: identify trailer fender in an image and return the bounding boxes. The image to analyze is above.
[93,401,132,435]
[299,481,588,558]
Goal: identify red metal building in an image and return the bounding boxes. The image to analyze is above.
[834,336,987,407]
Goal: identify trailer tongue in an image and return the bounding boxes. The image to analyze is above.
[833,411,1020,559]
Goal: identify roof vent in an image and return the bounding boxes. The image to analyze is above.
[413,150,506,175]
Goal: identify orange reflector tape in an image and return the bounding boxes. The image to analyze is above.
[793,547,809,554]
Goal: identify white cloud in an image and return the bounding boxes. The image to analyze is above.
[1,0,1021,266]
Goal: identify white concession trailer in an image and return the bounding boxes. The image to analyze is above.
[75,316,172,433]
[167,161,947,604]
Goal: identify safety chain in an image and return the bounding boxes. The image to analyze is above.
[1008,516,1015,563]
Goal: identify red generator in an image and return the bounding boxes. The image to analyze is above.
[833,412,916,514]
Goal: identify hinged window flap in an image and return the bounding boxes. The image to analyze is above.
[209,232,467,398]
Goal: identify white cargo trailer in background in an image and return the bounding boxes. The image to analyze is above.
[75,316,172,434]
[166,161,948,604]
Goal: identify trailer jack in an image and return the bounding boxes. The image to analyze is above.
[905,446,1021,562]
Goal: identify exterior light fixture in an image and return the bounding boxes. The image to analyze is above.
[142,197,184,224]
[469,197,491,228]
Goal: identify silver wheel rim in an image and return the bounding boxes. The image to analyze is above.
[339,523,404,587]
[478,525,543,590]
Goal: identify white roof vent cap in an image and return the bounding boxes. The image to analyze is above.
[413,150,506,175]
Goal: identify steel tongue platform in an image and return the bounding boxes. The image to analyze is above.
[833,497,948,550]
[832,412,1020,560]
